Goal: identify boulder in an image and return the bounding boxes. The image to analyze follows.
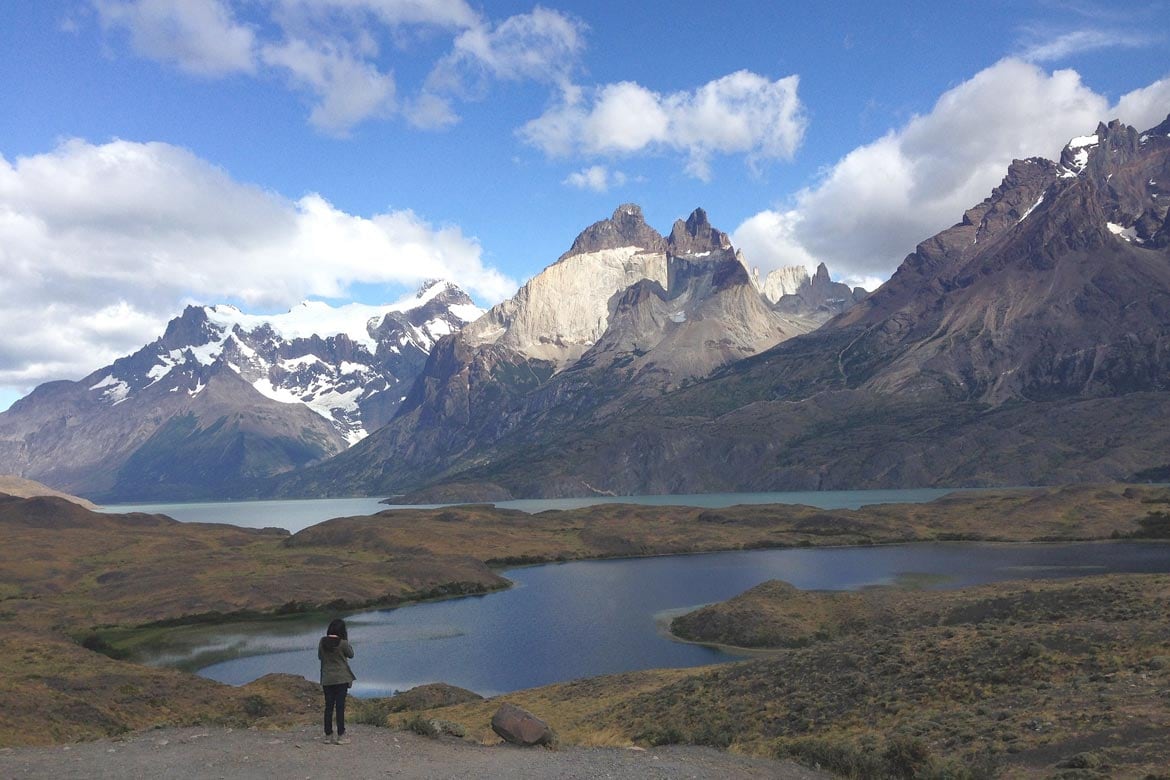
[490,702,555,747]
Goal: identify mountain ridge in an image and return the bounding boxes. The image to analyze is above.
[0,280,483,500]
[381,113,1170,500]
[269,205,849,498]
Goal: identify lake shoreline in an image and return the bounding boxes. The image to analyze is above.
[4,483,1169,752]
[139,536,1169,679]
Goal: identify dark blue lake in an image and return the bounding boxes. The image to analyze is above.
[171,541,1170,697]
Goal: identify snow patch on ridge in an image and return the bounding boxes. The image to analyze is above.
[90,374,130,405]
[1107,222,1141,243]
[1019,194,1045,223]
[1059,135,1099,178]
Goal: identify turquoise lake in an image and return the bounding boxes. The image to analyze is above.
[102,487,975,532]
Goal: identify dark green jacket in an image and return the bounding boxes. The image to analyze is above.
[318,636,355,686]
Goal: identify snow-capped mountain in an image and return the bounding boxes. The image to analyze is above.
[0,280,482,500]
[92,280,482,443]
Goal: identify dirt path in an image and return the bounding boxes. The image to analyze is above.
[0,725,832,779]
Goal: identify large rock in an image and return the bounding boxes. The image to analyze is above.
[490,702,555,747]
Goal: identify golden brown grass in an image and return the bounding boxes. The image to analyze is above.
[3,483,1170,773]
[398,574,1170,778]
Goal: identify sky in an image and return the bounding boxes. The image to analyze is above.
[1,0,1169,412]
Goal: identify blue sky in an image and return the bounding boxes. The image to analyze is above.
[1,0,1169,411]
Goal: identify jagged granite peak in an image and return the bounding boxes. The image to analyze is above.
[559,203,667,260]
[466,205,677,366]
[760,265,810,303]
[276,203,836,499]
[667,207,732,255]
[769,262,867,323]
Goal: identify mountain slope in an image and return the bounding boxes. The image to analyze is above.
[0,281,482,500]
[392,115,1170,498]
[274,206,842,497]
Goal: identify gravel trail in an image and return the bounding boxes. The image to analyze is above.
[0,725,832,779]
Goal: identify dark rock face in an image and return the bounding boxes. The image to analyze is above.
[490,703,555,746]
[828,116,1170,405]
[560,203,667,259]
[667,207,732,255]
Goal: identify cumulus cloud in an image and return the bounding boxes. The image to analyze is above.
[562,165,627,193]
[732,58,1170,289]
[91,1,594,136]
[260,38,397,134]
[1113,77,1170,133]
[0,138,515,394]
[428,6,586,92]
[521,70,806,181]
[94,0,257,76]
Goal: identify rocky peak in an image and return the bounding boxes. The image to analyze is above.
[160,305,220,350]
[1146,113,1170,137]
[760,265,810,303]
[560,203,667,260]
[769,262,865,322]
[667,207,732,255]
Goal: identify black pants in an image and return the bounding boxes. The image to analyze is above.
[323,683,348,735]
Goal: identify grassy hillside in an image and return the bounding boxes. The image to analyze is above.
[3,484,1169,776]
[405,574,1170,779]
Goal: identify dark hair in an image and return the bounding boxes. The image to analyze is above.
[327,618,348,639]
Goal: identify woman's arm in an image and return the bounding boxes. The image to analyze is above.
[342,639,354,658]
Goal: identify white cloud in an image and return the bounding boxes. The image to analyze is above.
[732,58,1156,288]
[562,165,626,193]
[403,91,460,129]
[260,38,397,134]
[90,1,592,136]
[429,6,586,91]
[94,0,257,76]
[521,70,806,181]
[1112,77,1170,133]
[1018,28,1154,62]
[271,0,479,30]
[0,138,515,395]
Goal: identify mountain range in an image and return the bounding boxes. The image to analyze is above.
[284,115,1170,501]
[390,115,1170,499]
[2,114,1168,503]
[0,281,481,500]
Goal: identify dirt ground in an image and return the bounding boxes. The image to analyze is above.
[0,724,832,779]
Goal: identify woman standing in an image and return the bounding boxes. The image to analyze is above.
[318,617,356,744]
